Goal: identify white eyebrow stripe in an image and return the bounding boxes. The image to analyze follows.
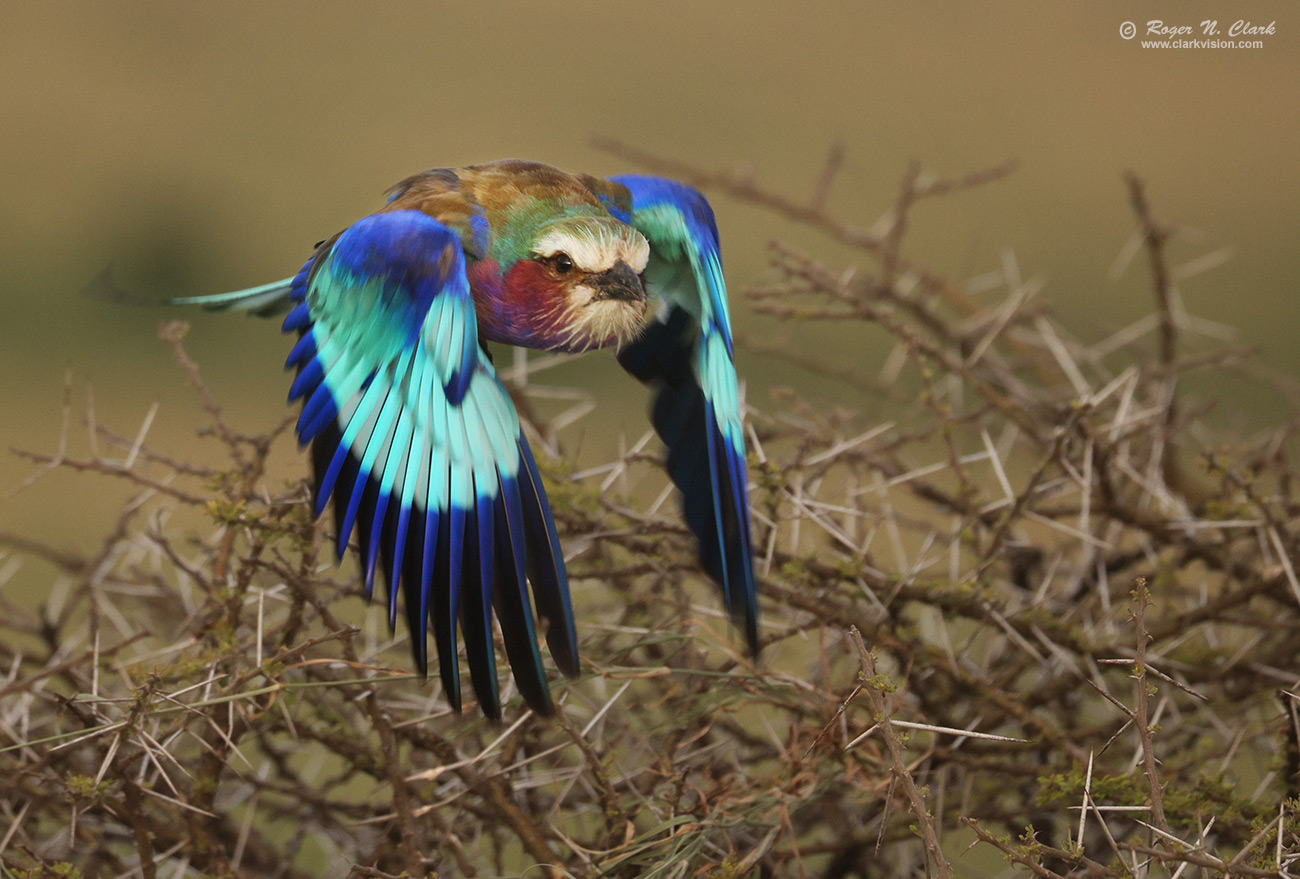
[533,228,650,274]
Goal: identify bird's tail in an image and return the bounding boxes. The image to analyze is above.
[163,278,296,315]
[85,268,296,318]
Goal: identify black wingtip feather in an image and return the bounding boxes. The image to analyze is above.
[392,506,428,679]
[712,422,760,657]
[431,511,464,713]
[414,507,461,713]
[309,424,341,524]
[516,440,580,679]
[461,507,501,720]
[491,488,554,716]
[305,412,573,719]
[619,307,761,657]
[358,482,387,619]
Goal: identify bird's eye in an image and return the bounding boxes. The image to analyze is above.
[551,253,574,275]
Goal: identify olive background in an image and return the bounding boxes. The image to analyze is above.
[2,1,1296,589]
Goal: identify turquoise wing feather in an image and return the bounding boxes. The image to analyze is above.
[284,209,577,718]
[609,176,759,654]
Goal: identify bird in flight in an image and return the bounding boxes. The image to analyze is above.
[164,160,756,718]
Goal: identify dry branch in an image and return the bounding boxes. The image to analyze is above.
[2,149,1297,877]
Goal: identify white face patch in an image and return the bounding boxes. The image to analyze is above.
[544,283,647,353]
[567,283,598,306]
[533,224,650,274]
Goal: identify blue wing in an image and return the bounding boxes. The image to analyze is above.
[283,209,578,718]
[608,175,759,654]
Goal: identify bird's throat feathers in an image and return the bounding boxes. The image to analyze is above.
[468,257,564,348]
[471,256,646,354]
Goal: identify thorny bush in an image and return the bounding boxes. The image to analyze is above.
[3,146,1300,878]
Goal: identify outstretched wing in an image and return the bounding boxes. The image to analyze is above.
[608,175,759,654]
[283,209,578,718]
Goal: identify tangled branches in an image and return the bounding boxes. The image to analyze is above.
[2,148,1299,878]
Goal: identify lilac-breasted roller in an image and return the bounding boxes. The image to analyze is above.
[167,160,757,718]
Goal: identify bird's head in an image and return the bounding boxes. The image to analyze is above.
[521,215,651,352]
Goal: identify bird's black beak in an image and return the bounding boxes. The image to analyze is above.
[593,260,645,303]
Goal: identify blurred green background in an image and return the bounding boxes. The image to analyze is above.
[2,1,1297,569]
